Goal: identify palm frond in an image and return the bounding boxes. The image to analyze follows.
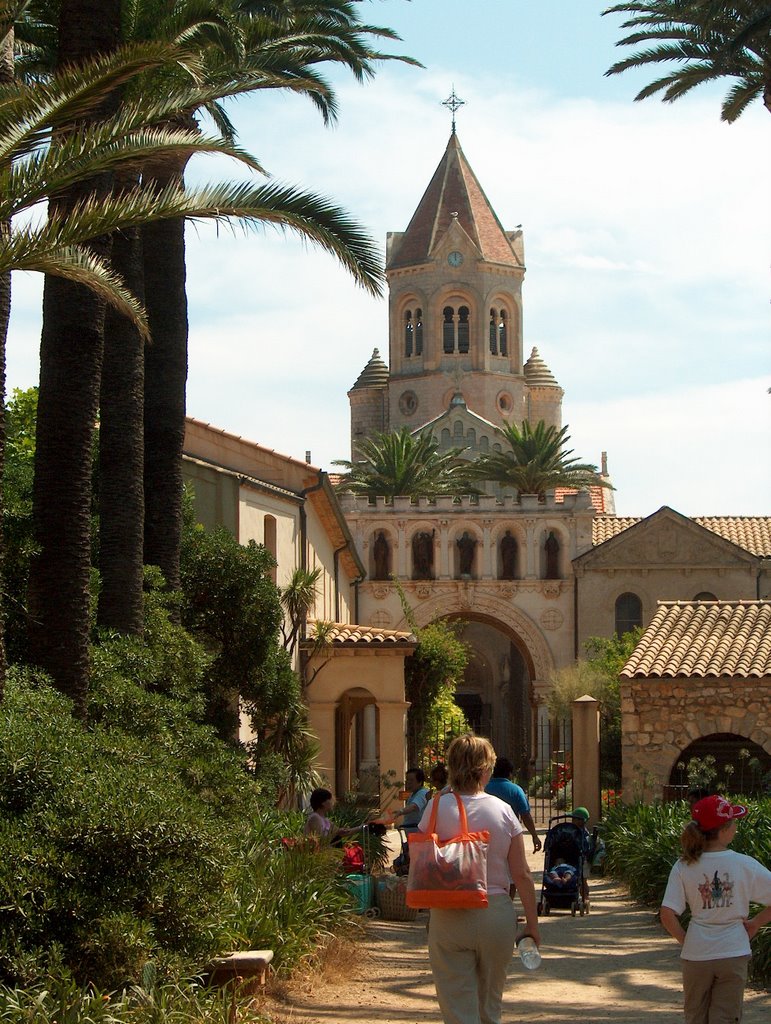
[0,241,148,336]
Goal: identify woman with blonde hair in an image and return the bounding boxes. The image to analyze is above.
[660,795,771,1024]
[417,734,540,1024]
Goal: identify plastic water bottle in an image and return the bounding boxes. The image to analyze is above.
[517,936,541,971]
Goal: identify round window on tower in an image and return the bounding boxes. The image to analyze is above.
[497,391,513,415]
[399,390,418,417]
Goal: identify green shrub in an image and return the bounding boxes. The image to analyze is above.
[222,811,357,974]
[0,665,249,987]
[604,798,771,986]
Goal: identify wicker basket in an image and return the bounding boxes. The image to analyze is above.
[375,877,418,921]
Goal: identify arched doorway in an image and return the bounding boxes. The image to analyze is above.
[666,734,771,800]
[428,615,532,782]
[335,687,379,799]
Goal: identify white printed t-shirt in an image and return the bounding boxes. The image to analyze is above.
[662,850,771,961]
[418,791,524,896]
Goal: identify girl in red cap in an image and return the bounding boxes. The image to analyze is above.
[660,795,771,1024]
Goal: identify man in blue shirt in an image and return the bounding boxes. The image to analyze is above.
[392,767,429,834]
[485,757,542,852]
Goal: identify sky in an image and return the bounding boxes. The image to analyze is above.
[6,1,770,516]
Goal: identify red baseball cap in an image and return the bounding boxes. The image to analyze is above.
[692,795,747,832]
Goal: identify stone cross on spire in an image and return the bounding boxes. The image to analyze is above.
[441,86,465,134]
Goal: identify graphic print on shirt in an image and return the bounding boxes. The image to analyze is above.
[699,870,735,909]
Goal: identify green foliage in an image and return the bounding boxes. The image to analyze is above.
[180,524,284,739]
[223,812,356,974]
[2,388,38,665]
[405,619,469,713]
[604,1,771,123]
[604,797,771,984]
[471,420,608,497]
[0,975,245,1024]
[0,667,242,988]
[583,629,643,786]
[280,566,322,654]
[333,426,474,498]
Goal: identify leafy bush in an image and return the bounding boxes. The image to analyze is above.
[222,811,357,973]
[604,798,771,986]
[0,668,243,988]
[0,976,258,1024]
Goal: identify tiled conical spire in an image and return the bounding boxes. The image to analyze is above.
[523,347,560,388]
[388,133,520,269]
[351,348,389,390]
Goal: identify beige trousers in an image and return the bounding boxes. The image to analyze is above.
[427,894,517,1024]
[681,955,750,1024]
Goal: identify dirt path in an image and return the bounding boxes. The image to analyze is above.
[268,847,770,1024]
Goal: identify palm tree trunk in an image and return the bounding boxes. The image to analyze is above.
[97,198,145,635]
[0,28,14,698]
[27,0,121,717]
[142,123,194,599]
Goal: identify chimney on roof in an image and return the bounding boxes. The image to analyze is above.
[305,450,312,464]
[601,451,608,476]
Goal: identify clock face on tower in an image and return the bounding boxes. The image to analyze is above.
[447,250,464,267]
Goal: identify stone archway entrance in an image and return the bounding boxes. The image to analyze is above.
[451,617,533,778]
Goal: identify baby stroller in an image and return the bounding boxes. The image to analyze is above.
[537,814,590,917]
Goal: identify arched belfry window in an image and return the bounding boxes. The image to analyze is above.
[443,306,454,354]
[489,308,508,356]
[498,310,508,356]
[404,309,413,357]
[415,308,423,355]
[443,304,471,354]
[615,592,642,636]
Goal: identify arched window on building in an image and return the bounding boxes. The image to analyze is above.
[693,591,717,601]
[615,592,642,636]
[498,310,508,356]
[443,306,455,353]
[457,306,470,353]
[404,309,413,357]
[415,308,423,355]
[264,515,277,584]
[544,531,560,579]
[489,308,498,355]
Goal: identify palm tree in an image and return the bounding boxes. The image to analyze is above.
[5,35,382,713]
[604,1,771,121]
[470,420,609,498]
[138,0,417,599]
[334,427,473,499]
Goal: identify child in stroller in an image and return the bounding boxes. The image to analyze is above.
[537,815,590,917]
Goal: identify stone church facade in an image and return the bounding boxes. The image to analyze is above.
[342,131,771,788]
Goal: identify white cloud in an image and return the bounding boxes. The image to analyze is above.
[6,61,769,521]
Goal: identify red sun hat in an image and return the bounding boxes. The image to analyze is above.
[692,794,748,832]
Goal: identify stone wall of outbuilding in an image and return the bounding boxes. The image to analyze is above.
[620,676,771,801]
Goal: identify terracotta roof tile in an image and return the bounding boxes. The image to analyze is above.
[388,134,519,269]
[593,515,771,556]
[620,601,771,678]
[305,621,416,646]
[554,486,611,513]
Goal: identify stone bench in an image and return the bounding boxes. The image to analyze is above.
[208,949,274,989]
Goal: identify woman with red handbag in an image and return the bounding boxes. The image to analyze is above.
[417,734,540,1024]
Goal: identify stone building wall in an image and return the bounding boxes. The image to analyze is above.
[620,676,771,801]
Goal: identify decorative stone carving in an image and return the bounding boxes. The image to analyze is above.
[542,581,562,599]
[540,608,563,631]
[371,585,390,600]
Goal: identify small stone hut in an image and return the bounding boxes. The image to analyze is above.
[619,600,771,801]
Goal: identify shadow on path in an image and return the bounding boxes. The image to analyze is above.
[271,855,770,1024]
